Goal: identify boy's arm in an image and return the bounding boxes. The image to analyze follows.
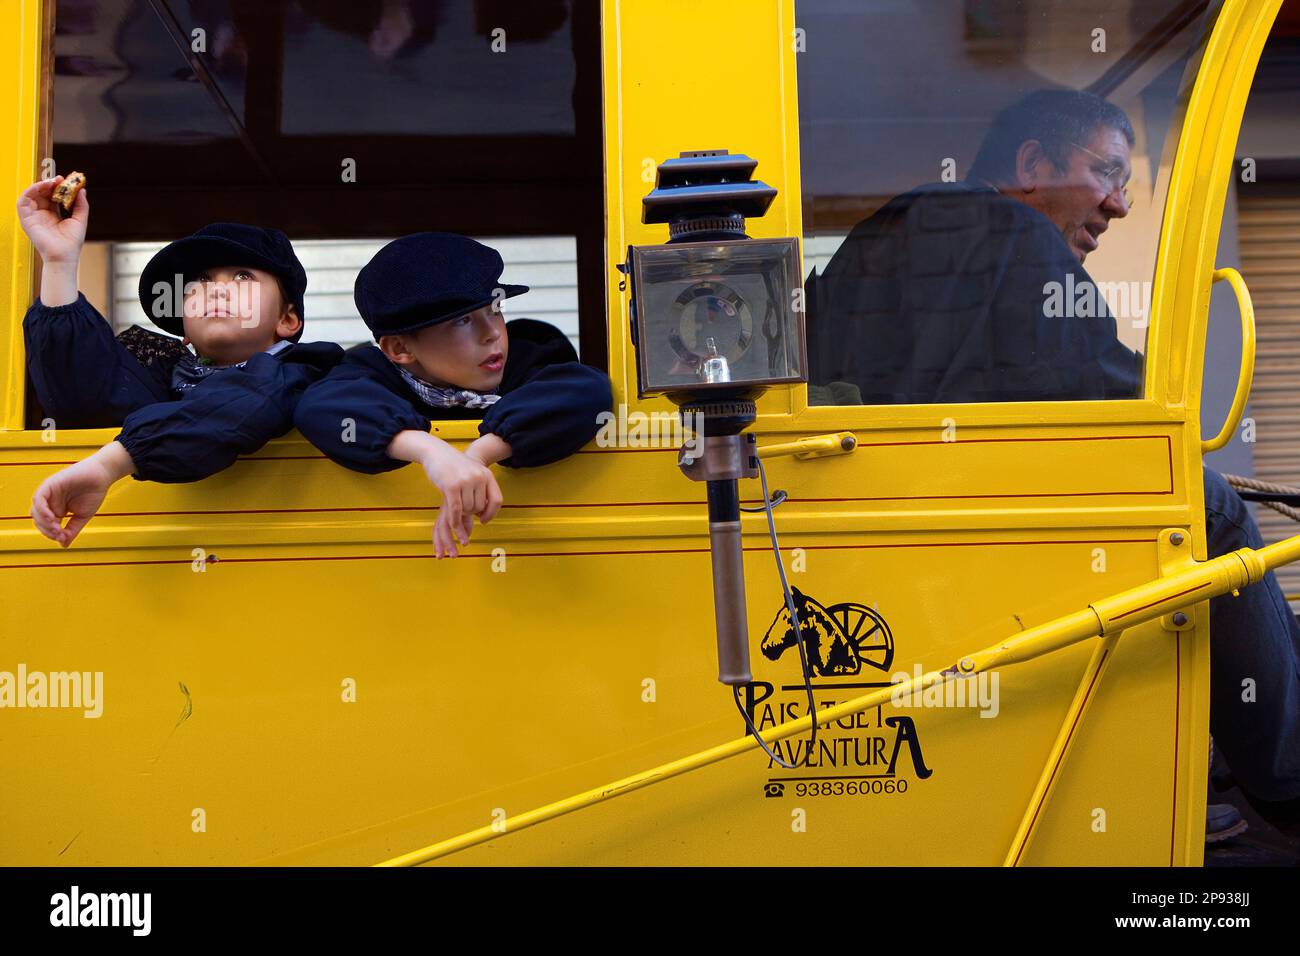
[30,440,136,547]
[478,361,613,468]
[464,432,513,466]
[114,352,324,483]
[294,369,507,556]
[19,178,170,424]
[17,176,87,307]
[40,261,79,309]
[293,368,434,474]
[24,294,173,426]
[386,429,504,557]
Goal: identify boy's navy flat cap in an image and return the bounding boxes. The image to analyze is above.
[355,232,529,339]
[137,223,308,339]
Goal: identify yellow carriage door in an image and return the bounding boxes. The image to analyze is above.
[779,0,1277,865]
[572,0,1280,867]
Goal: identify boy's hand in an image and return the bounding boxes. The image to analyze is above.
[17,177,89,265]
[386,430,505,558]
[432,508,476,560]
[18,177,89,307]
[419,443,503,558]
[463,436,508,525]
[30,441,135,548]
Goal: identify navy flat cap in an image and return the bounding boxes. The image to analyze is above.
[137,223,307,340]
[354,232,529,339]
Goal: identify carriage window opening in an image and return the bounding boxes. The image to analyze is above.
[795,0,1223,407]
[104,237,581,354]
[32,0,602,428]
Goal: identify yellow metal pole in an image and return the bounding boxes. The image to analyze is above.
[376,534,1300,867]
[955,546,1260,675]
[1003,632,1122,867]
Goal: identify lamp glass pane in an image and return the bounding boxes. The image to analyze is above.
[632,239,805,393]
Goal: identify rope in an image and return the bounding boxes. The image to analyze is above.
[1223,472,1300,523]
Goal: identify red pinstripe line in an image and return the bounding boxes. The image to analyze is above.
[792,489,1171,501]
[847,434,1173,448]
[1168,436,1175,494]
[0,432,1178,463]
[0,486,1175,521]
[0,500,729,520]
[0,537,1155,570]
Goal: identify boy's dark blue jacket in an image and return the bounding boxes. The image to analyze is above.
[24,294,343,483]
[293,320,612,473]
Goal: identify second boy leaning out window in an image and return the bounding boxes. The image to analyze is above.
[294,232,613,557]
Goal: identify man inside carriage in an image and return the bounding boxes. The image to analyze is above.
[805,88,1300,845]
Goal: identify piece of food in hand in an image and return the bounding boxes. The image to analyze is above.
[52,171,86,212]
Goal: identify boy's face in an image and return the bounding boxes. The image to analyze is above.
[181,265,301,365]
[381,305,508,392]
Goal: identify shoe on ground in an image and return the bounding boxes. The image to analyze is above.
[1205,803,1249,843]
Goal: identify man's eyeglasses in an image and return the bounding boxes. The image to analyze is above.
[1069,141,1132,207]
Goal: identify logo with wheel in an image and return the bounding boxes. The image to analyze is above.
[760,586,894,677]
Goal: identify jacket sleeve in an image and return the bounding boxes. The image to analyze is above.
[990,211,1144,402]
[115,351,325,483]
[480,360,613,468]
[293,367,431,475]
[23,293,171,427]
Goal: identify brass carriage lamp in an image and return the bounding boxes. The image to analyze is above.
[623,150,808,685]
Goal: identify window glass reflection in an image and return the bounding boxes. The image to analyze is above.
[797,0,1223,405]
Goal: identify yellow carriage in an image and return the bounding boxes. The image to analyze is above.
[0,0,1295,867]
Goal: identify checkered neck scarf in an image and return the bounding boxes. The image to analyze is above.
[171,340,293,391]
[383,348,501,409]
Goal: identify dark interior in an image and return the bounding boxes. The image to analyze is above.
[49,0,607,368]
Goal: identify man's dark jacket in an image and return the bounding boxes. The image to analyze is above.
[806,180,1143,404]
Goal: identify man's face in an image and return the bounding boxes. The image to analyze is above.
[1013,125,1132,263]
[382,305,508,392]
